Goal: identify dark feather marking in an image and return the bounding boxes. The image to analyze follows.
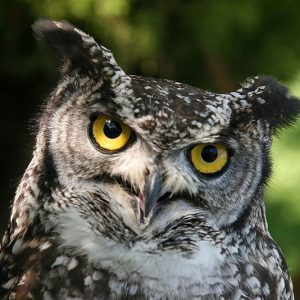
[32,19,98,75]
[240,76,300,131]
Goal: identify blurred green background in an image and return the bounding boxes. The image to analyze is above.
[0,0,300,297]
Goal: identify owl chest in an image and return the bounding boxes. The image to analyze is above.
[37,240,230,299]
[6,236,282,300]
[38,256,222,299]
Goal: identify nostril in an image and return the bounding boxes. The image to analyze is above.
[144,168,150,176]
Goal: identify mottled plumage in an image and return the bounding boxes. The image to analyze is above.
[1,20,299,299]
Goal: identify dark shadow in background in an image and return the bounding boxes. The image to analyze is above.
[0,2,57,236]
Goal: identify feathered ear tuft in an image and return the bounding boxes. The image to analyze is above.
[235,76,300,132]
[32,19,120,77]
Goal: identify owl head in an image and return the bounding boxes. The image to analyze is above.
[29,20,300,263]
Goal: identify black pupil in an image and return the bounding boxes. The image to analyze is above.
[103,120,122,139]
[201,145,218,163]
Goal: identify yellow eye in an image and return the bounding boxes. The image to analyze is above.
[191,144,229,174]
[91,115,132,151]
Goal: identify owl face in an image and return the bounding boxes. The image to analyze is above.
[32,20,300,267]
[44,72,267,232]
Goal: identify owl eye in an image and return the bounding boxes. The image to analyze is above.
[91,115,132,151]
[190,144,229,174]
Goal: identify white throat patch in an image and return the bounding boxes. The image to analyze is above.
[54,208,226,296]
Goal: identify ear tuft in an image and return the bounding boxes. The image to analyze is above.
[32,19,107,75]
[238,76,300,132]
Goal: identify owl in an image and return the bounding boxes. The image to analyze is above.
[0,19,299,300]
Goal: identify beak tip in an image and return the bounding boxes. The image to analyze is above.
[144,205,152,218]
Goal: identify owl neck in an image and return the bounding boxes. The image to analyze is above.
[9,148,53,241]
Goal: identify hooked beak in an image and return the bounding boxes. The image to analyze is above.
[143,171,163,218]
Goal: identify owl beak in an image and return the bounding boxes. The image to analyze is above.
[143,171,163,218]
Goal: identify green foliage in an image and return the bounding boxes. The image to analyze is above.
[266,117,300,277]
[0,0,300,294]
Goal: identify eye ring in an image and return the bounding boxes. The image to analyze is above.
[89,115,134,152]
[190,143,230,175]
